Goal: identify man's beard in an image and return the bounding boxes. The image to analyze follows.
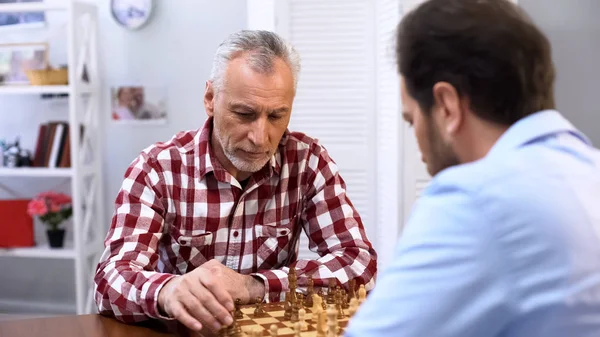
[425,116,460,177]
[213,125,272,173]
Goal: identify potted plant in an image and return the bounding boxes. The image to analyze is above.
[27,192,73,248]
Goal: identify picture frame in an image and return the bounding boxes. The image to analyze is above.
[110,85,167,124]
[0,43,48,85]
[0,0,46,31]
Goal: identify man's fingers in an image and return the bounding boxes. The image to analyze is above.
[169,302,203,331]
[200,273,235,311]
[191,279,234,327]
[181,296,223,331]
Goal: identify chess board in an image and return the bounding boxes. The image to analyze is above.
[236,302,349,336]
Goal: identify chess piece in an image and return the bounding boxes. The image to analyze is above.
[312,293,322,314]
[348,279,357,301]
[349,297,359,318]
[358,284,367,304]
[291,298,300,322]
[326,279,336,304]
[327,305,338,337]
[320,292,327,310]
[312,299,323,325]
[234,298,244,319]
[254,296,267,317]
[284,291,292,320]
[297,293,305,308]
[316,310,327,337]
[342,289,349,310]
[335,288,345,318]
[288,267,298,304]
[294,321,301,337]
[305,276,314,308]
[226,316,243,337]
[270,324,278,337]
[299,308,308,331]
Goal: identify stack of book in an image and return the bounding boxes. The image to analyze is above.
[32,121,72,168]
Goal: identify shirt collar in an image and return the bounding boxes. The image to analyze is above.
[486,110,591,159]
[196,117,285,181]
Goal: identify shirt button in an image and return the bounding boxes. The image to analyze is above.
[233,231,239,238]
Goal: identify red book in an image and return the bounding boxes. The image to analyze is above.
[0,200,35,248]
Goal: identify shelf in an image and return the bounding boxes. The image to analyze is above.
[0,86,70,95]
[0,3,68,13]
[0,245,75,260]
[0,168,73,177]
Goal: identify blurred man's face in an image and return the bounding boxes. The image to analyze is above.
[401,77,459,176]
[204,55,295,176]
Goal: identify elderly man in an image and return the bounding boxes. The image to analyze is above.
[94,30,377,332]
[346,0,600,336]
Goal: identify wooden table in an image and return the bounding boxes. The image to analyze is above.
[0,314,199,337]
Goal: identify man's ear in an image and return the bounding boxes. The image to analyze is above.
[432,82,463,136]
[204,81,215,117]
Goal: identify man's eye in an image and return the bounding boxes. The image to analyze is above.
[235,111,253,118]
[269,114,283,120]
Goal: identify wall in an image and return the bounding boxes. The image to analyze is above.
[520,0,600,145]
[0,0,246,313]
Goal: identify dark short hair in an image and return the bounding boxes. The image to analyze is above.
[397,0,555,125]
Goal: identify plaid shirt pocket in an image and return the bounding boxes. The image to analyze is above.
[254,216,298,269]
[170,228,215,273]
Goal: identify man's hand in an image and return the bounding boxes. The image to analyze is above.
[201,259,266,304]
[157,261,235,332]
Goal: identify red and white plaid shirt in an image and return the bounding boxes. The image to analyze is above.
[94,118,377,323]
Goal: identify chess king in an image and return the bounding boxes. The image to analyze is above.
[93,30,378,333]
[346,0,600,336]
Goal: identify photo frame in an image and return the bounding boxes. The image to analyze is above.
[0,43,48,85]
[0,0,46,31]
[110,85,167,124]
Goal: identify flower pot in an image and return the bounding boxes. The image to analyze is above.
[46,229,65,248]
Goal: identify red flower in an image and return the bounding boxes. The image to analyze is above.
[49,202,62,213]
[27,199,48,216]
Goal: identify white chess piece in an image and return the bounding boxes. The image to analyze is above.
[270,324,278,337]
[327,305,337,337]
[299,308,308,331]
[349,297,359,317]
[294,321,301,336]
[358,284,367,304]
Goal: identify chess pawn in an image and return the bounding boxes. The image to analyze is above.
[298,308,308,331]
[294,321,301,337]
[316,310,327,337]
[358,284,367,304]
[234,298,244,319]
[349,297,359,317]
[270,324,278,337]
[327,305,338,337]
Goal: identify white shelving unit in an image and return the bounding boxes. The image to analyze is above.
[0,1,104,315]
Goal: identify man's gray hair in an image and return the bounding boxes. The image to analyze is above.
[209,30,301,92]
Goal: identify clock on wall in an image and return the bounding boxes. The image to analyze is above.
[111,0,154,30]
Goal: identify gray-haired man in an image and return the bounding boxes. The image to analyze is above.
[94,30,377,332]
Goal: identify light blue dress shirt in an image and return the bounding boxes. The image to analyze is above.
[346,110,600,337]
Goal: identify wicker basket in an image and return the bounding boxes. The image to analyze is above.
[25,67,68,86]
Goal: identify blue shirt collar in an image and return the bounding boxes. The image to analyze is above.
[486,110,591,159]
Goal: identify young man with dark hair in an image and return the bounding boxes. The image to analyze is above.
[346,0,600,336]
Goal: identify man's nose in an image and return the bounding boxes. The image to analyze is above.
[248,117,269,149]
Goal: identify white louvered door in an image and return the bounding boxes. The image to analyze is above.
[374,0,402,268]
[275,0,377,260]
